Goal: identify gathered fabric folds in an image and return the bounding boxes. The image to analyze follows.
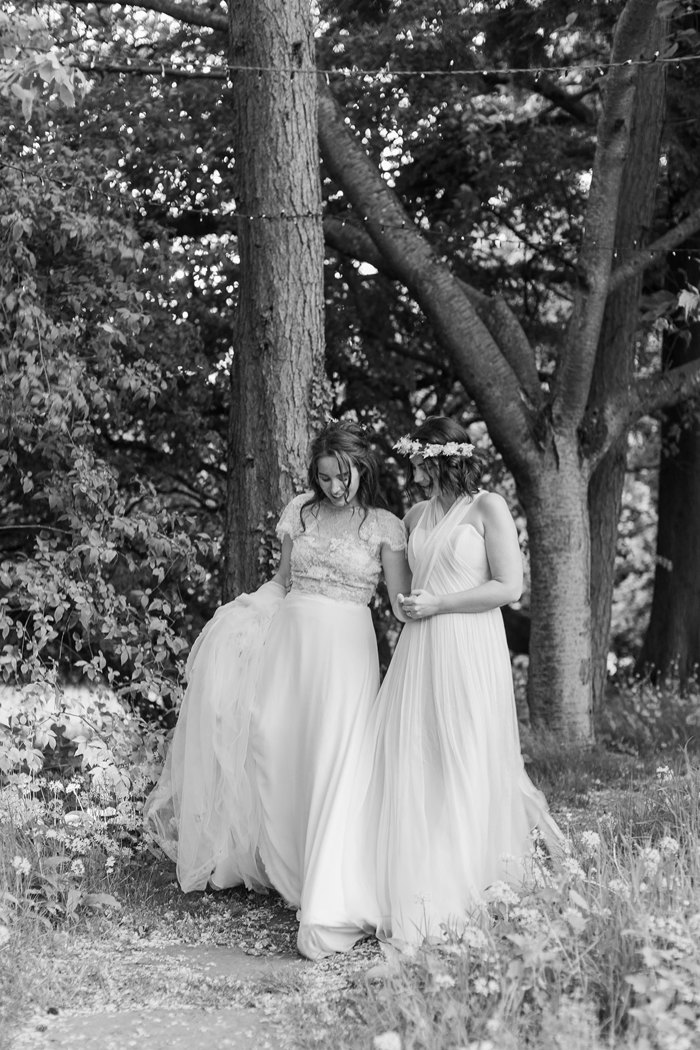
[355,495,565,949]
[143,585,285,893]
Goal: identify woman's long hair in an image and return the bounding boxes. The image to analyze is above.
[410,416,483,498]
[300,420,385,528]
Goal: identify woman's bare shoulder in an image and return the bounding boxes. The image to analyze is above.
[404,500,429,530]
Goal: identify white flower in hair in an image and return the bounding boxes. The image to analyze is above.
[392,435,474,458]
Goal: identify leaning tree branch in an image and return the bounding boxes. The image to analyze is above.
[316,78,542,460]
[598,357,700,463]
[67,0,227,32]
[608,202,700,293]
[552,0,662,430]
[519,72,597,125]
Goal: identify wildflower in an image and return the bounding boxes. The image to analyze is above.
[67,836,91,855]
[659,836,680,858]
[105,856,116,874]
[473,977,489,997]
[511,906,541,930]
[562,907,587,934]
[12,856,31,877]
[656,765,673,782]
[580,831,601,856]
[561,857,585,880]
[484,881,520,906]
[71,859,85,877]
[373,1032,402,1050]
[433,973,456,990]
[639,847,661,877]
[606,878,630,900]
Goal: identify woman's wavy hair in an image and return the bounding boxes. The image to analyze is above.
[300,420,385,528]
[410,416,483,498]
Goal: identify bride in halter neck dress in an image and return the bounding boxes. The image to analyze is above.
[353,416,564,949]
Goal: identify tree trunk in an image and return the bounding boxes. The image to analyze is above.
[587,12,666,710]
[224,0,324,597]
[638,243,700,682]
[521,440,595,744]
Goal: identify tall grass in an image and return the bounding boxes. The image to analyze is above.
[325,760,700,1050]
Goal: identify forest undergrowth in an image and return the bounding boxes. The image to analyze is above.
[1,674,700,1050]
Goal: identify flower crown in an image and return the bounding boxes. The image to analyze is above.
[393,436,475,459]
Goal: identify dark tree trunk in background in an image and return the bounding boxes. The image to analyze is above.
[638,241,700,682]
[224,0,325,597]
[587,14,666,711]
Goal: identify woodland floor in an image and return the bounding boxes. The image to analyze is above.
[4,768,642,1050]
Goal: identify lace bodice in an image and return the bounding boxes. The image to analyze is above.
[276,493,406,605]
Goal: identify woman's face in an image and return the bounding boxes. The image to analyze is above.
[316,454,361,507]
[410,455,438,497]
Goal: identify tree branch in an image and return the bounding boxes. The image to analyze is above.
[316,79,540,464]
[608,203,700,293]
[519,72,597,126]
[552,0,663,430]
[68,0,227,32]
[599,358,700,461]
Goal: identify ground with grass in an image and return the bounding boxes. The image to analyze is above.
[5,740,700,1050]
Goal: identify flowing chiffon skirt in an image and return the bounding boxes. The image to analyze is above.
[253,592,380,958]
[354,497,565,949]
[360,608,562,947]
[144,588,380,958]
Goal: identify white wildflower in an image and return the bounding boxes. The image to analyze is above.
[580,830,601,856]
[561,857,585,880]
[373,1032,402,1050]
[655,765,673,782]
[473,977,489,997]
[71,859,85,877]
[484,880,520,906]
[11,856,31,877]
[433,973,456,990]
[639,847,661,877]
[105,856,116,874]
[461,926,489,950]
[659,835,680,858]
[606,878,630,900]
[511,906,541,930]
[562,907,587,934]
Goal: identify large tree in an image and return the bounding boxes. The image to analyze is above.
[225,0,325,596]
[7,0,700,742]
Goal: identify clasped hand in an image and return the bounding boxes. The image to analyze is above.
[398,589,438,620]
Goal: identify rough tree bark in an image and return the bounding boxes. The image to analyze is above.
[586,14,666,711]
[224,0,324,597]
[638,240,700,682]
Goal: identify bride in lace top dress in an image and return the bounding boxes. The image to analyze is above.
[144,421,409,960]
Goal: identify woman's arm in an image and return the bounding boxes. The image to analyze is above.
[261,534,292,595]
[381,543,412,621]
[401,493,522,619]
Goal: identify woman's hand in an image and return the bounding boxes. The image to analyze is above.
[399,589,440,621]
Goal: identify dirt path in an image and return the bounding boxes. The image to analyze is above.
[12,944,299,1050]
[8,882,382,1050]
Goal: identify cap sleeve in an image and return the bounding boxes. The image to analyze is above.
[275,493,308,542]
[378,510,407,552]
